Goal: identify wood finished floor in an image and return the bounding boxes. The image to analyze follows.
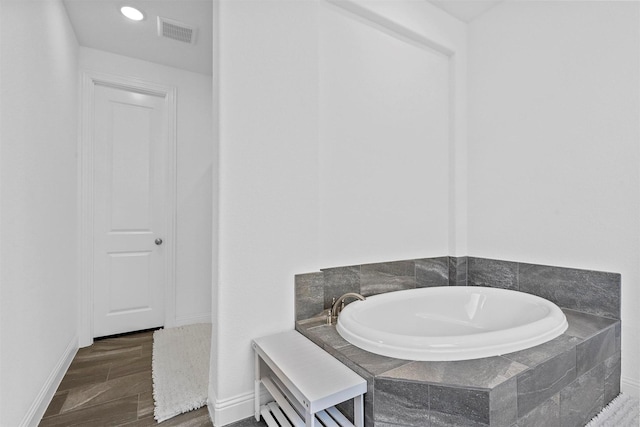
[39,330,214,426]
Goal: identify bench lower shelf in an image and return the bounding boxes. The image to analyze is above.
[260,402,354,427]
[259,376,355,427]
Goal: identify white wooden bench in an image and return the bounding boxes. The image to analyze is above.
[253,330,367,427]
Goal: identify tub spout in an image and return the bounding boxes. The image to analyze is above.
[330,292,366,325]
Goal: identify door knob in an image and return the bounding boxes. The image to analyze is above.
[155,238,163,245]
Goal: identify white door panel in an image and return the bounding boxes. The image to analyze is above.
[93,84,167,337]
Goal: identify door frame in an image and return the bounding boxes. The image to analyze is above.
[79,70,177,347]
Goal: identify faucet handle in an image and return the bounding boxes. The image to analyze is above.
[329,297,337,325]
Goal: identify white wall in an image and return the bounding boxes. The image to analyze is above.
[211,1,466,424]
[79,47,213,326]
[318,0,467,266]
[468,1,640,395]
[0,1,80,425]
[212,1,320,423]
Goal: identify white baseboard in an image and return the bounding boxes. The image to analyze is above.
[208,400,216,425]
[174,312,212,327]
[209,390,269,426]
[20,335,78,427]
[621,375,640,398]
[211,390,254,426]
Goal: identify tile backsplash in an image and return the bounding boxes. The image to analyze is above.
[294,256,621,321]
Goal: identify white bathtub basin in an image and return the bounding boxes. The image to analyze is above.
[336,286,568,361]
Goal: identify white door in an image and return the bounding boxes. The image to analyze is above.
[92,83,167,337]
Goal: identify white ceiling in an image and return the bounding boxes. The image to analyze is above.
[62,0,499,76]
[63,0,213,75]
[426,0,504,22]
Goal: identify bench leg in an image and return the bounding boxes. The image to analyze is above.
[305,409,316,427]
[354,395,364,427]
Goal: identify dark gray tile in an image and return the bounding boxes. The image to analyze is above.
[295,272,324,321]
[576,325,615,377]
[360,260,417,296]
[516,347,576,417]
[503,335,580,367]
[380,357,527,390]
[516,394,560,427]
[448,257,458,287]
[415,257,449,288]
[458,257,469,286]
[604,352,621,404]
[335,344,412,377]
[430,385,489,426]
[306,324,351,350]
[364,375,375,426]
[490,377,517,427]
[518,264,620,318]
[468,258,518,290]
[559,364,604,427]
[374,378,429,426]
[563,309,618,340]
[449,256,468,286]
[322,265,361,309]
[296,317,325,329]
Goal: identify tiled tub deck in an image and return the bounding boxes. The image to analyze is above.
[296,310,620,427]
[294,257,621,427]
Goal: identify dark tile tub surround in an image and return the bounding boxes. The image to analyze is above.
[415,257,449,288]
[293,256,621,426]
[518,263,620,319]
[361,260,417,296]
[468,258,518,290]
[448,256,468,287]
[295,257,454,320]
[465,257,621,319]
[297,309,620,427]
[295,256,621,321]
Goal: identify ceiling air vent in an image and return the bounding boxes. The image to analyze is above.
[157,16,197,44]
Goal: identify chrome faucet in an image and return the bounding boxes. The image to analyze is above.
[329,292,366,325]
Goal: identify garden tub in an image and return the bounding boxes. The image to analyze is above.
[336,286,567,361]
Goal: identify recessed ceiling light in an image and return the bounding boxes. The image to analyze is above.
[121,6,144,21]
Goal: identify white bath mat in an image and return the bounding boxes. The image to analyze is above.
[585,393,639,427]
[152,323,211,422]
